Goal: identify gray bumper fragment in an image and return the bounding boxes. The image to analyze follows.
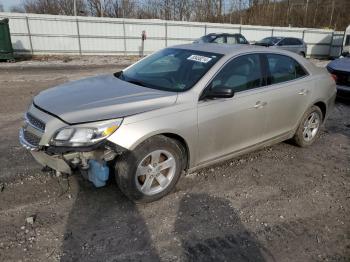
[31,151,72,174]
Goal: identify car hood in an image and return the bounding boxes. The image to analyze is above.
[327,57,350,72]
[34,74,178,124]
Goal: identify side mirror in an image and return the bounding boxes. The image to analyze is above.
[205,87,234,99]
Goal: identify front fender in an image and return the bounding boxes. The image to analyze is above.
[106,108,197,167]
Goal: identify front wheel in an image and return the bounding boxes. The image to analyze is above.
[115,135,184,203]
[293,105,323,147]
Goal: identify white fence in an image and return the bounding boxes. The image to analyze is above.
[0,12,345,58]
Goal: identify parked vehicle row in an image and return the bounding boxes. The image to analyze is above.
[194,34,307,57]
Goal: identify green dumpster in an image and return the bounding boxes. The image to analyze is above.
[0,18,14,61]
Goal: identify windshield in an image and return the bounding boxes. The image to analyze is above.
[258,37,282,45]
[119,48,223,92]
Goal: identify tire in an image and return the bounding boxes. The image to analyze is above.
[115,135,185,203]
[293,105,323,147]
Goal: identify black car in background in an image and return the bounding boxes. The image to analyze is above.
[193,33,249,45]
[327,51,350,100]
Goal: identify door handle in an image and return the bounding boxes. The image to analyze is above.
[298,89,309,95]
[254,101,267,109]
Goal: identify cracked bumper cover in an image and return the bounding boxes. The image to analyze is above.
[19,128,126,174]
[31,150,72,174]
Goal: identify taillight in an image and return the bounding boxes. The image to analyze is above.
[330,74,338,82]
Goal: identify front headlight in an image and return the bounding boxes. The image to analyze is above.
[51,119,123,147]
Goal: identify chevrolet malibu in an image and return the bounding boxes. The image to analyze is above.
[20,44,336,202]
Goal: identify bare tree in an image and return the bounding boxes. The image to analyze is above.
[10,5,26,13]
[22,0,86,15]
[6,0,350,30]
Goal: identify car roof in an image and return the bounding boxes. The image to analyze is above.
[206,33,242,36]
[172,43,271,56]
[273,36,302,40]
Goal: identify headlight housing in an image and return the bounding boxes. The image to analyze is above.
[51,119,123,147]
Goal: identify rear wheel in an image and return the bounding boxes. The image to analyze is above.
[115,135,184,203]
[293,105,323,147]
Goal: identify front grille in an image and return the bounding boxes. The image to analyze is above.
[26,113,46,131]
[23,130,41,147]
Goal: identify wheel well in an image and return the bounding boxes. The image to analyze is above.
[162,133,189,170]
[314,101,326,121]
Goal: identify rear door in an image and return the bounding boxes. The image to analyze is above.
[290,38,304,54]
[277,38,295,53]
[261,53,312,138]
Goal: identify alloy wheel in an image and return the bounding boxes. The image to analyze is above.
[135,149,176,196]
[302,112,321,142]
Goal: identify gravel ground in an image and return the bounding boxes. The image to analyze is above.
[0,58,349,261]
[1,55,140,69]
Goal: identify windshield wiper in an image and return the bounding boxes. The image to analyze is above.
[115,71,148,88]
[127,80,148,87]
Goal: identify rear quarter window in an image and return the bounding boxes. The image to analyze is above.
[266,54,308,84]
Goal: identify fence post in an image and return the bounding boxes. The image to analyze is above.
[123,20,127,55]
[25,16,33,55]
[165,22,168,47]
[302,30,305,40]
[75,17,82,55]
[271,28,274,36]
[204,24,207,35]
[328,31,334,58]
[239,25,241,34]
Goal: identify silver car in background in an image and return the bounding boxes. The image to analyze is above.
[255,37,307,57]
[20,44,336,202]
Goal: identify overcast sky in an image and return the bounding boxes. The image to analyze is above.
[1,0,23,11]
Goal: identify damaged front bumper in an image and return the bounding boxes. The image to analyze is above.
[19,109,126,187]
[20,128,125,186]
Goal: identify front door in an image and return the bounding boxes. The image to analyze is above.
[197,53,269,164]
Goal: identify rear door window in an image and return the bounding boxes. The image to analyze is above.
[227,36,238,45]
[238,35,248,44]
[212,36,225,44]
[278,38,289,46]
[289,38,302,45]
[211,54,263,93]
[265,54,308,84]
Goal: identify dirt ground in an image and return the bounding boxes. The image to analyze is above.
[0,58,349,262]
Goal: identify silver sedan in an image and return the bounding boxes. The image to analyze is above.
[255,37,307,57]
[20,44,336,202]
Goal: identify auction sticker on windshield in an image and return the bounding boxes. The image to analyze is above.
[187,55,212,63]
